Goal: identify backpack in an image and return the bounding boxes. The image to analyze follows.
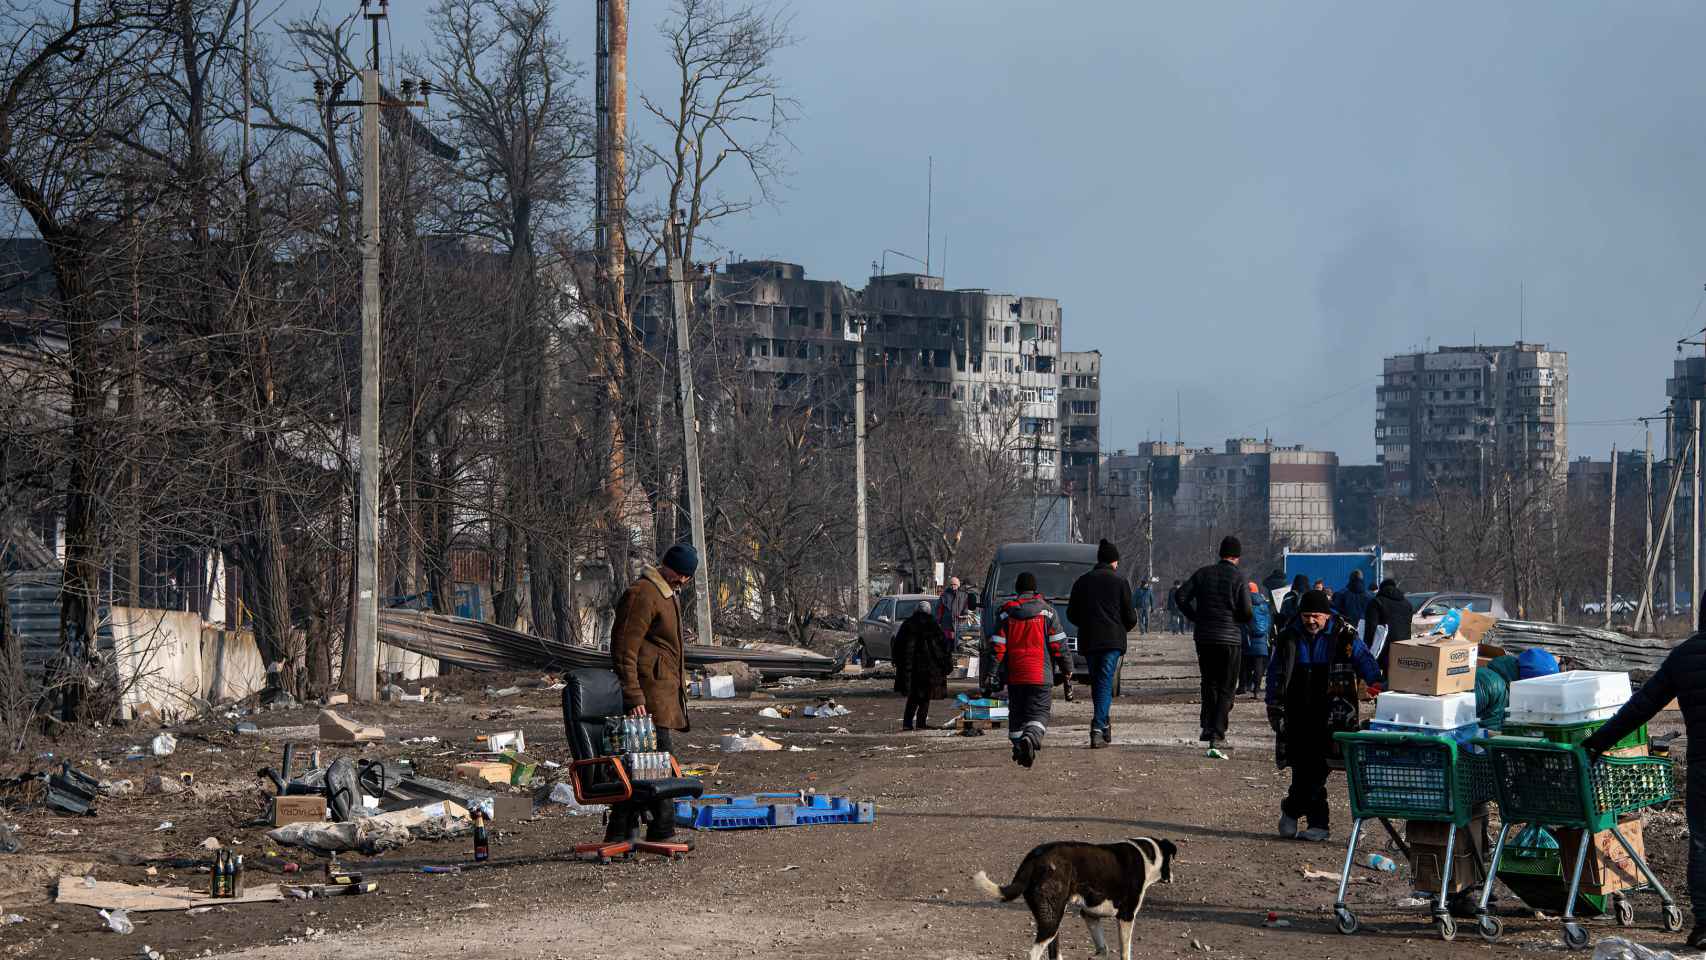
[1249,595,1273,638]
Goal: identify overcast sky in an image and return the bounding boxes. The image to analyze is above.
[296,0,1705,464]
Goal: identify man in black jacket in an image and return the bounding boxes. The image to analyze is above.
[1177,536,1254,758]
[1361,577,1414,675]
[1583,633,1706,947]
[1068,539,1140,749]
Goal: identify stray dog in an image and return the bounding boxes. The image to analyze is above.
[972,837,1177,960]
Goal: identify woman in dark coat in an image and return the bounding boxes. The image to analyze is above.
[894,601,952,730]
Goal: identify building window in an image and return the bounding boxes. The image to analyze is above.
[1004,326,1015,344]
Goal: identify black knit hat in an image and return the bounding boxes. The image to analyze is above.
[1219,536,1242,559]
[1015,572,1038,593]
[661,542,699,576]
[1097,538,1120,564]
[1299,590,1332,615]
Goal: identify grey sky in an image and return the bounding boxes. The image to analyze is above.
[293,0,1705,464]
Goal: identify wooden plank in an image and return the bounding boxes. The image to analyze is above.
[55,877,284,912]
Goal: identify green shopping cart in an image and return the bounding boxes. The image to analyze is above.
[1473,736,1681,950]
[1332,730,1496,941]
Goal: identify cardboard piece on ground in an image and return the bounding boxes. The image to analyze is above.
[55,877,284,912]
[454,761,513,785]
[271,794,328,827]
[1388,637,1478,695]
[489,795,533,821]
[1454,611,1499,646]
[0,856,96,907]
[1559,819,1645,894]
[318,708,384,743]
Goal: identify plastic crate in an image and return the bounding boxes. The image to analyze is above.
[1482,737,1674,833]
[1493,825,1614,916]
[1374,691,1477,730]
[674,793,876,830]
[1368,719,1481,746]
[1507,671,1631,726]
[1336,731,1492,824]
[1501,719,1647,753]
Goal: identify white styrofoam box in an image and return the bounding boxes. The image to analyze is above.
[706,675,736,699]
[1506,670,1631,725]
[1374,691,1478,730]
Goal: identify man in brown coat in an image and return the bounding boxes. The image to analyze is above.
[608,543,697,841]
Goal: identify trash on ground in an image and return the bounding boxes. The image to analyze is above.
[233,722,260,735]
[1300,864,1340,881]
[62,877,286,912]
[0,824,21,852]
[98,779,134,798]
[140,945,163,960]
[546,783,602,815]
[476,729,525,753]
[1592,936,1676,960]
[153,821,173,832]
[199,837,221,851]
[265,816,412,855]
[1394,896,1431,908]
[803,701,850,718]
[675,793,874,830]
[143,775,185,796]
[721,732,784,752]
[45,763,101,816]
[98,908,133,934]
[1,913,24,924]
[149,734,176,758]
[317,709,384,743]
[492,686,521,697]
[757,707,785,719]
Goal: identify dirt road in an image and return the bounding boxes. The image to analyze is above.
[2,631,1693,960]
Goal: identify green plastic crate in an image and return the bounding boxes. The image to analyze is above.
[1482,737,1674,833]
[1495,826,1611,916]
[1501,719,1647,753]
[1336,730,1493,825]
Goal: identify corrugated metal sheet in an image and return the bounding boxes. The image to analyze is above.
[7,571,62,686]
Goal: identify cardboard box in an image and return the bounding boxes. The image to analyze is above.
[454,761,514,785]
[1455,612,1499,646]
[1607,744,1649,759]
[1558,819,1645,894]
[1388,637,1478,695]
[270,794,328,827]
[1408,809,1488,894]
[489,795,534,822]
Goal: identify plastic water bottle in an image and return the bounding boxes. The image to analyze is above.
[1593,937,1677,960]
[1366,853,1398,873]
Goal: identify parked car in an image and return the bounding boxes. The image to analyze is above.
[1580,597,1637,617]
[1412,592,1507,631]
[856,593,940,663]
[1405,591,1438,611]
[979,542,1109,692]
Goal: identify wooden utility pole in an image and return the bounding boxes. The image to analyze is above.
[1144,459,1155,584]
[1640,428,1653,632]
[1603,445,1617,629]
[1635,430,1695,630]
[665,212,712,644]
[594,0,632,559]
[854,316,869,617]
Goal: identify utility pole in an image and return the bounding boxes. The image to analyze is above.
[1604,445,1617,629]
[1635,429,1694,631]
[1695,399,1702,627]
[319,0,430,700]
[1669,409,1679,620]
[854,315,869,617]
[1641,427,1653,632]
[665,212,712,645]
[1144,459,1155,585]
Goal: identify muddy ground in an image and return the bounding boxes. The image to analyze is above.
[0,630,1695,960]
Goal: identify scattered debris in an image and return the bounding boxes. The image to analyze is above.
[45,763,100,817]
[62,878,284,912]
[232,722,260,735]
[757,707,785,720]
[99,779,134,798]
[99,908,133,934]
[140,944,163,960]
[265,817,411,855]
[1,913,24,925]
[803,701,850,718]
[149,733,177,758]
[721,732,784,752]
[317,709,384,744]
[477,730,525,753]
[0,824,20,852]
[324,693,350,706]
[154,822,173,832]
[453,761,514,785]
[199,838,222,851]
[1299,865,1339,881]
[491,686,521,698]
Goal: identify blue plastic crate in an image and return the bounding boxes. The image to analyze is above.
[1369,719,1482,747]
[674,793,876,830]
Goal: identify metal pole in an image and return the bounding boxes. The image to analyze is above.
[1670,410,1679,621]
[854,319,869,617]
[349,62,381,702]
[1641,428,1653,631]
[1695,399,1701,628]
[1604,445,1617,629]
[667,214,712,645]
[1145,459,1155,584]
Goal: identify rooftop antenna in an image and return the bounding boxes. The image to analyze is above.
[925,155,933,276]
[1519,281,1525,344]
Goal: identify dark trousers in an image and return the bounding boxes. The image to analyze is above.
[1688,767,1706,924]
[1008,683,1053,746]
[1282,748,1333,829]
[1137,609,1150,634]
[1196,642,1240,742]
[1239,654,1269,694]
[903,692,931,729]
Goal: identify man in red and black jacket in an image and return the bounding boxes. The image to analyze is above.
[993,572,1069,768]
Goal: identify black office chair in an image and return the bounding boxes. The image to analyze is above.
[561,668,703,861]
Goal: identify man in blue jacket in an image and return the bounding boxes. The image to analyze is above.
[1237,581,1273,697]
[1266,590,1382,842]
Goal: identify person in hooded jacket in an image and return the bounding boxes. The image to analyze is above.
[1475,647,1560,730]
[993,572,1069,768]
[1238,582,1274,697]
[894,600,952,731]
[1362,577,1414,674]
[1266,590,1383,842]
[1276,573,1310,631]
[1332,570,1374,628]
[1177,536,1255,758]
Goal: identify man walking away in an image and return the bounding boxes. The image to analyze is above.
[1262,568,1290,597]
[1333,570,1374,631]
[1362,577,1415,675]
[1277,573,1310,632]
[1266,590,1382,842]
[1133,580,1155,635]
[1583,632,1706,948]
[1167,580,1186,633]
[937,576,970,648]
[993,572,1069,768]
[1238,582,1273,697]
[1068,539,1140,749]
[610,543,698,843]
[894,600,951,731]
[1177,536,1254,758]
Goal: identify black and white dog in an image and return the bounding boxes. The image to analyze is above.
[972,836,1177,960]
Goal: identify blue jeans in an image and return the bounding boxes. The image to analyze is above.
[1089,650,1122,735]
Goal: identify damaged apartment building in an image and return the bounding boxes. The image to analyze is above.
[1101,439,1340,550]
[638,260,1096,486]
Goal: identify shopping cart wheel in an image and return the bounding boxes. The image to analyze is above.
[1663,904,1685,933]
[1476,914,1503,943]
[1614,895,1635,926]
[1436,913,1457,942]
[1563,922,1589,950]
[1334,907,1359,935]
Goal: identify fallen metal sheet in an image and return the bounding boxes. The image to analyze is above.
[1482,620,1673,676]
[377,610,835,678]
